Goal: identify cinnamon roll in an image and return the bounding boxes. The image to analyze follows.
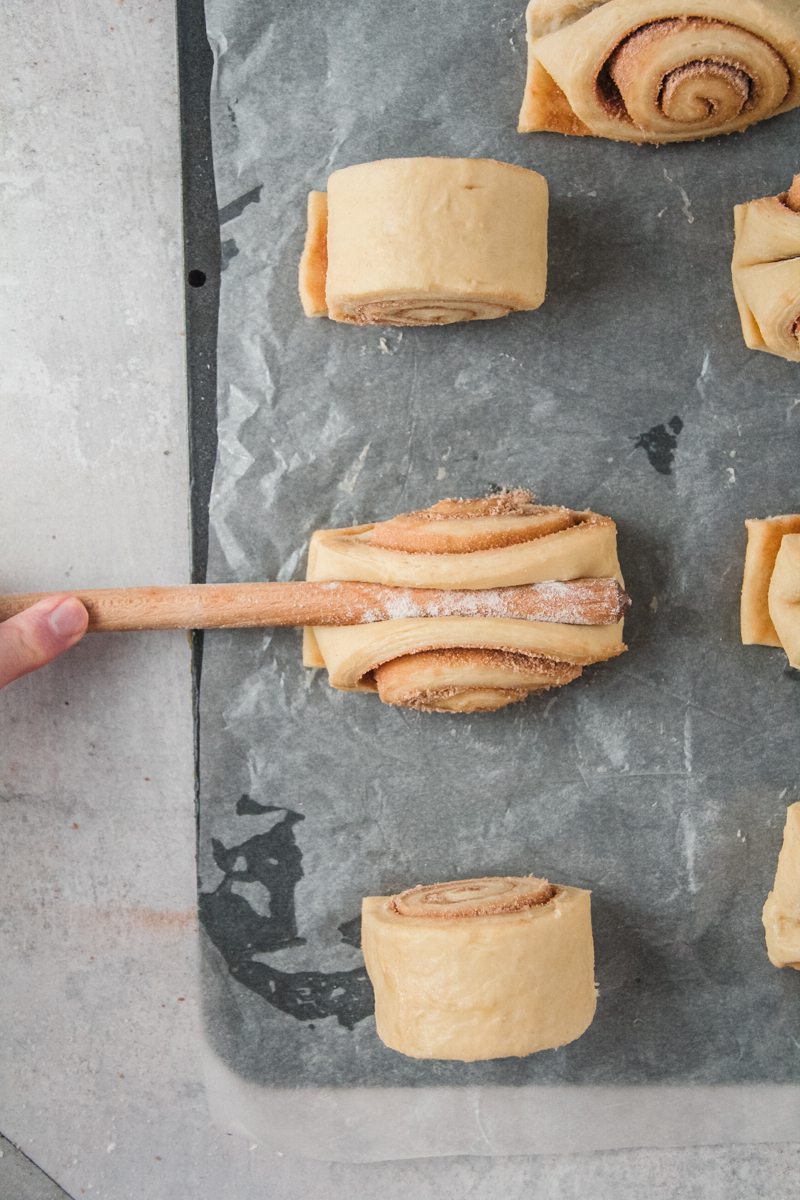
[741,515,800,668]
[298,158,548,326]
[763,803,800,970]
[732,175,800,362]
[361,875,596,1060]
[303,490,627,713]
[518,0,800,143]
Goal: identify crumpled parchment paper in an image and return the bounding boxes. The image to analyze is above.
[196,0,800,1159]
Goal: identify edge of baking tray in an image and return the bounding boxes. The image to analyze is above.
[176,0,219,820]
[176,0,219,587]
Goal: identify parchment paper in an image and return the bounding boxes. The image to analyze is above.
[197,0,800,1159]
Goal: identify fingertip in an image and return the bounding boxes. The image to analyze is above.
[48,596,90,642]
[0,595,90,688]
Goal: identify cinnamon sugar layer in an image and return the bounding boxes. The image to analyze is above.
[337,298,511,326]
[601,17,789,131]
[373,648,582,713]
[367,491,581,554]
[391,876,559,919]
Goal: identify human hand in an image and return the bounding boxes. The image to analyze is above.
[0,595,89,689]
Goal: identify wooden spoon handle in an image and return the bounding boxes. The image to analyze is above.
[0,579,629,632]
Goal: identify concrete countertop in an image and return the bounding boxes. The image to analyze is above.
[1,2,797,1196]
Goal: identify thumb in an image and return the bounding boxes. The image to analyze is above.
[0,595,89,689]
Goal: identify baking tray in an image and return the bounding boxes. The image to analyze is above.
[177,0,800,1160]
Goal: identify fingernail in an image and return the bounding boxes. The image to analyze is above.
[48,598,88,639]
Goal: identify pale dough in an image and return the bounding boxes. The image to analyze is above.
[298,157,548,326]
[303,492,626,713]
[741,515,800,666]
[769,536,800,669]
[361,876,597,1060]
[518,0,800,143]
[732,177,800,362]
[763,803,800,970]
[298,191,328,319]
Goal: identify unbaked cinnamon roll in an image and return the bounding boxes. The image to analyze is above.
[518,0,800,143]
[732,175,800,362]
[361,875,596,1060]
[763,803,800,970]
[298,158,548,326]
[741,515,800,669]
[303,490,628,713]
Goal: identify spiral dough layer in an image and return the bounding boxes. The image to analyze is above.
[391,876,559,918]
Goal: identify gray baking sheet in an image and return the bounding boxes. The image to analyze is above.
[196,0,800,1159]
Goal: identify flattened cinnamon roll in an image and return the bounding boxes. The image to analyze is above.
[303,490,628,713]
